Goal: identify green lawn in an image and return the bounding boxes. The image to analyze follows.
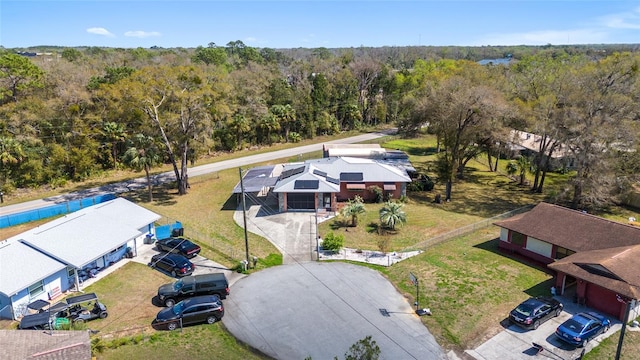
[5,132,640,358]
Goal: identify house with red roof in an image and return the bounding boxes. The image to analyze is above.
[494,202,640,320]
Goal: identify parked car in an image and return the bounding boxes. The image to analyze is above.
[555,311,611,347]
[157,273,230,307]
[64,292,108,323]
[153,295,224,331]
[509,297,563,330]
[156,237,201,258]
[148,253,194,277]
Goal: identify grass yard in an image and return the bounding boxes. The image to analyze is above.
[79,262,266,359]
[382,228,555,351]
[4,132,640,358]
[584,330,640,360]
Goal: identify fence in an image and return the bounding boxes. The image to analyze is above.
[0,193,116,229]
[154,215,242,261]
[402,204,536,252]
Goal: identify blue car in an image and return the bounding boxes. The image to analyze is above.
[555,311,611,347]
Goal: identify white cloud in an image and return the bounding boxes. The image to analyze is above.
[600,6,640,29]
[244,37,257,43]
[124,31,161,38]
[87,27,115,37]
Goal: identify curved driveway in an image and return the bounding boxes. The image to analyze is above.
[223,262,447,360]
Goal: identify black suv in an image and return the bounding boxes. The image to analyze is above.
[153,295,224,331]
[148,253,194,277]
[509,296,563,330]
[156,237,201,258]
[157,273,229,306]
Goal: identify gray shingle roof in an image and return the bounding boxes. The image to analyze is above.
[494,202,640,252]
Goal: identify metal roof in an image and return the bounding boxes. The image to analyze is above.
[232,165,280,194]
[272,157,411,193]
[0,241,66,296]
[14,198,160,269]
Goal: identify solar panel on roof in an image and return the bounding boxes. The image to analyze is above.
[312,169,327,177]
[327,177,340,185]
[340,172,363,181]
[294,180,319,189]
[279,166,305,180]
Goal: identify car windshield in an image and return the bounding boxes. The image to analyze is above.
[562,319,586,332]
[172,301,185,315]
[173,279,184,291]
[515,303,534,316]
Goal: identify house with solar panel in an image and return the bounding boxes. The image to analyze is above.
[234,157,412,212]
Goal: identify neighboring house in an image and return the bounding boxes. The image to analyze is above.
[273,157,411,212]
[494,202,640,320]
[322,144,416,174]
[0,329,91,360]
[508,129,574,170]
[0,198,160,320]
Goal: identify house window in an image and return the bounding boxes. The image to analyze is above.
[510,232,526,246]
[555,246,575,260]
[28,281,45,297]
[67,267,75,277]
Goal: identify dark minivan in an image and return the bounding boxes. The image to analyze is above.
[157,273,230,307]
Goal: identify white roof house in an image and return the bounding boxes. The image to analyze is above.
[273,157,411,194]
[11,198,160,268]
[0,241,66,297]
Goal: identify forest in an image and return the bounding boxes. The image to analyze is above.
[1,42,639,210]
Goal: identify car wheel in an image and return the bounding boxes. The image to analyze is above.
[74,318,85,324]
[167,322,178,331]
[171,270,177,277]
[99,312,108,319]
[533,320,540,330]
[603,325,610,333]
[580,339,588,348]
[555,308,562,317]
[165,299,175,307]
[206,316,217,324]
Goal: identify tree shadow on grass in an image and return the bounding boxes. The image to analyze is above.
[122,186,177,206]
[329,218,351,230]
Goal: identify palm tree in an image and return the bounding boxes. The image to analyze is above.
[122,134,161,201]
[340,195,366,227]
[102,121,127,169]
[379,201,407,230]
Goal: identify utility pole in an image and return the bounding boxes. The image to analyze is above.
[615,295,632,360]
[239,167,249,266]
[315,207,319,261]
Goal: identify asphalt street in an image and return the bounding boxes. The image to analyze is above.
[223,262,447,360]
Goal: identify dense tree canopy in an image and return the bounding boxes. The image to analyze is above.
[0,44,638,209]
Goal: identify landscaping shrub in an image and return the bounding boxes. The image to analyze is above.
[322,232,344,252]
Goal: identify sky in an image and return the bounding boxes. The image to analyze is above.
[1,1,639,49]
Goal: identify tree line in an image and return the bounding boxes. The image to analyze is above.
[1,42,639,209]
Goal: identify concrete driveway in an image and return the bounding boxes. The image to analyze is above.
[466,297,622,360]
[223,262,447,360]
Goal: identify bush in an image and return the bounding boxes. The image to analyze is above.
[322,232,344,252]
[367,185,383,203]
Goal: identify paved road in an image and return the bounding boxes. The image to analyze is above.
[224,262,447,360]
[0,130,393,216]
